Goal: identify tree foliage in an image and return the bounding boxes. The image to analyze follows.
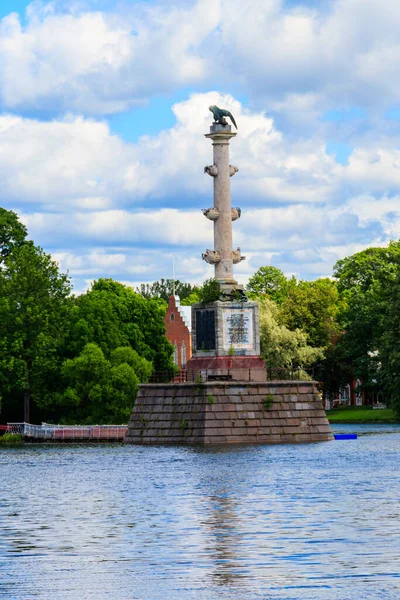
[0,208,28,263]
[0,243,72,421]
[332,243,400,398]
[0,210,173,423]
[59,343,144,424]
[258,296,324,378]
[67,278,174,372]
[136,279,200,303]
[279,278,345,348]
[247,266,291,304]
[379,271,400,415]
[333,242,400,292]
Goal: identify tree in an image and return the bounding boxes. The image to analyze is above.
[59,343,141,424]
[136,279,200,303]
[180,291,201,306]
[0,208,28,263]
[68,279,174,372]
[333,242,400,292]
[246,266,292,304]
[332,243,400,396]
[279,278,345,348]
[0,243,72,422]
[258,296,324,378]
[379,272,400,415]
[109,346,153,382]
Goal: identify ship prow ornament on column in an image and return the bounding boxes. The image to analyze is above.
[186,107,267,382]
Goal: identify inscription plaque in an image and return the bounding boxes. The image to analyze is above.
[223,308,254,350]
[196,309,216,351]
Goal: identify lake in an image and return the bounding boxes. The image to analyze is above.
[1,424,399,600]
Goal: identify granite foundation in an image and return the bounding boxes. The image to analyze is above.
[124,381,334,445]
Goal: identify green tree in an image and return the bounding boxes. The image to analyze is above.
[379,271,400,415]
[258,296,324,378]
[279,278,344,348]
[334,242,400,292]
[0,243,72,422]
[109,346,153,382]
[136,279,200,303]
[60,343,140,424]
[246,266,292,304]
[332,243,400,396]
[68,278,174,372]
[197,278,221,304]
[180,291,201,306]
[0,208,28,263]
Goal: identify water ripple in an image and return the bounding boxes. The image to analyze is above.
[0,426,399,599]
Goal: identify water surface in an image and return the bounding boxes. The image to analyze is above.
[1,425,399,599]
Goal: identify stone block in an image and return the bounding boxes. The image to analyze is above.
[298,386,313,394]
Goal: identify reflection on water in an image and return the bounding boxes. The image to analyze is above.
[0,426,399,600]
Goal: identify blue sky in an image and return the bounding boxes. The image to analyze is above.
[1,0,400,292]
[0,1,28,19]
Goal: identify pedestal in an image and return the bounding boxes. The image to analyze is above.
[124,381,334,445]
[186,300,267,381]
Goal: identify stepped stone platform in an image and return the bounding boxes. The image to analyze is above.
[124,381,333,445]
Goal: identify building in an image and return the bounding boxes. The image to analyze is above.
[164,295,192,370]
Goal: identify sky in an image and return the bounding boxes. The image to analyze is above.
[1,0,400,293]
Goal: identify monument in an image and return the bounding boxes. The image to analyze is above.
[186,105,266,382]
[125,107,333,445]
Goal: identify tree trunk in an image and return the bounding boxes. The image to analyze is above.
[24,389,30,423]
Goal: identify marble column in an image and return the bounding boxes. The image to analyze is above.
[204,124,237,287]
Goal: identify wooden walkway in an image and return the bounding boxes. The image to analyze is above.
[5,423,127,442]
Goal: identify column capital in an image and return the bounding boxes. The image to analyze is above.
[205,124,237,144]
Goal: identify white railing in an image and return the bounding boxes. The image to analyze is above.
[7,423,127,441]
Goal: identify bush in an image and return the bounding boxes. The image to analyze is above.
[0,433,23,444]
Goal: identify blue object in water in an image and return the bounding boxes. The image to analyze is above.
[334,433,358,440]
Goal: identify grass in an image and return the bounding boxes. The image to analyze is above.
[0,433,23,445]
[326,405,399,424]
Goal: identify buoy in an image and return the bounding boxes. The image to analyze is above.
[334,433,357,440]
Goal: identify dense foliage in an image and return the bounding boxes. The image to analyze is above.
[331,243,400,409]
[0,242,72,423]
[136,279,200,303]
[0,208,28,263]
[2,208,400,422]
[258,296,324,378]
[0,209,174,424]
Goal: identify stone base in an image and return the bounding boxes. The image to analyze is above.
[186,355,267,382]
[124,381,334,445]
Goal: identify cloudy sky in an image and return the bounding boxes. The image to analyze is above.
[1,0,400,293]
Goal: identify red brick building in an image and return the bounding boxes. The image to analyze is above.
[164,296,192,369]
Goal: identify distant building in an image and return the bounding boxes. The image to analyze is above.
[164,295,192,369]
[325,378,366,410]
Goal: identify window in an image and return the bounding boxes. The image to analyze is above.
[339,384,351,404]
[170,313,175,322]
[181,342,187,369]
[173,342,178,365]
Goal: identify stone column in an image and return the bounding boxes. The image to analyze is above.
[205,125,237,287]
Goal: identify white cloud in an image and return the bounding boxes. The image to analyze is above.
[0,92,342,215]
[2,89,399,291]
[2,0,400,121]
[0,1,218,114]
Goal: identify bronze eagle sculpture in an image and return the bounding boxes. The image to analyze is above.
[209,105,238,129]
